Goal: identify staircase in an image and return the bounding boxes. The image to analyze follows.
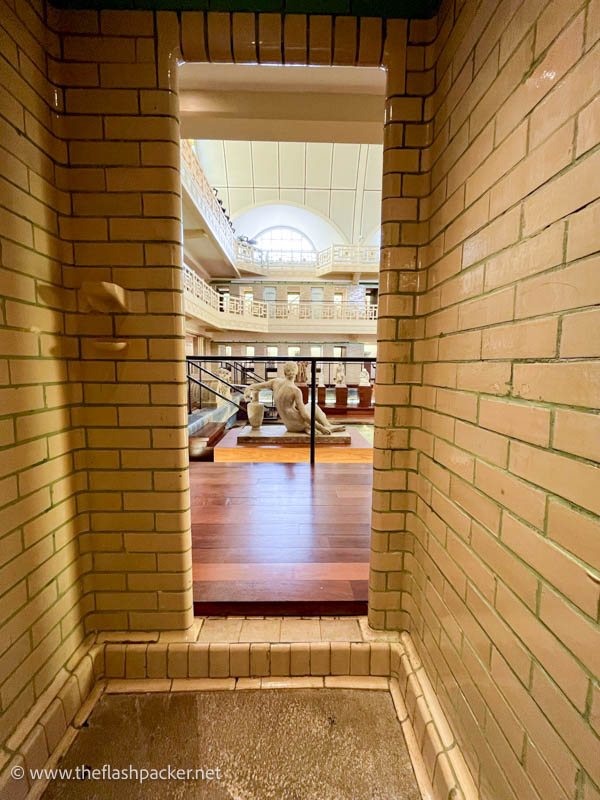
[189,421,227,461]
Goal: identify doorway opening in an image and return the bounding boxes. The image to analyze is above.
[179,61,386,615]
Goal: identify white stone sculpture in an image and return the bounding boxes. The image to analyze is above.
[215,367,232,406]
[359,368,371,387]
[244,362,345,434]
[246,387,264,429]
[297,361,308,384]
[318,369,326,388]
[217,367,232,382]
[334,363,346,387]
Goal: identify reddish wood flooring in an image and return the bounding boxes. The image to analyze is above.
[214,426,373,463]
[190,462,371,615]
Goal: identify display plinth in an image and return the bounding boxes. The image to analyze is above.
[317,386,327,405]
[334,386,348,407]
[237,425,351,445]
[358,385,373,408]
[299,384,309,403]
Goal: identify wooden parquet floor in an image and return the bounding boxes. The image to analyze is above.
[213,425,373,464]
[190,462,372,615]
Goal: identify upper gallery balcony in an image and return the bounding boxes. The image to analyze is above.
[181,139,239,278]
[236,241,380,280]
[183,265,377,336]
[181,140,380,280]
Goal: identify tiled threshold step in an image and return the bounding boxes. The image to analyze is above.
[193,600,368,616]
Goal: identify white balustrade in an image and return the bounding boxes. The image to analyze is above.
[180,140,237,265]
[183,265,378,329]
[180,142,381,276]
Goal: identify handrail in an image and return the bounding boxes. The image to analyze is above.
[187,359,241,393]
[187,355,376,465]
[180,140,236,264]
[187,360,279,417]
[214,358,274,385]
[187,374,242,411]
[189,357,265,387]
[183,264,378,325]
[236,240,380,275]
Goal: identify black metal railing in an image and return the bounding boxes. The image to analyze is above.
[187,373,242,411]
[186,355,376,465]
[186,358,278,420]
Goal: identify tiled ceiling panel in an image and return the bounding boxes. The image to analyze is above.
[331,143,361,190]
[330,190,356,242]
[365,145,384,190]
[361,191,383,241]
[305,143,334,189]
[305,189,331,219]
[224,141,253,185]
[228,187,254,216]
[279,142,305,188]
[251,141,278,187]
[193,139,383,243]
[195,140,227,186]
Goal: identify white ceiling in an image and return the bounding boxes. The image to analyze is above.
[192,140,383,244]
[179,63,387,95]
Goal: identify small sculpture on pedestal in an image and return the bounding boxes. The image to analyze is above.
[215,367,233,406]
[297,361,308,385]
[334,363,346,387]
[357,366,373,408]
[244,362,344,434]
[334,362,348,408]
[246,387,264,429]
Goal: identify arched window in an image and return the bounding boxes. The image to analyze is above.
[254,226,316,264]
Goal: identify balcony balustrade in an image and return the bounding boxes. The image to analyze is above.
[181,140,381,277]
[316,244,380,276]
[183,265,378,333]
[180,139,237,265]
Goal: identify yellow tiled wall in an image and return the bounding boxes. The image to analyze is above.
[0,1,193,752]
[2,2,599,796]
[372,0,600,797]
[0,0,94,752]
[50,7,193,635]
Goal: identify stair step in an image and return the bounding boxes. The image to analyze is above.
[189,422,227,449]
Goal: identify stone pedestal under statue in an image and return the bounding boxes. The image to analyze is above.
[299,384,309,404]
[317,386,327,406]
[242,362,345,436]
[335,386,348,407]
[358,385,373,408]
[237,425,351,445]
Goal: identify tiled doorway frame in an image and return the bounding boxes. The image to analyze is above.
[175,10,409,630]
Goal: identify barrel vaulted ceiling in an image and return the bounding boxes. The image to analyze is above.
[193,140,383,245]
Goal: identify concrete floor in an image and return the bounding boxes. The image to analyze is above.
[42,689,421,799]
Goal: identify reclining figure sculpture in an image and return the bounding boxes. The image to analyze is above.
[243,362,345,435]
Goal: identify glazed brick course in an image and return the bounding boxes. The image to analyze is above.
[371,0,600,798]
[1,3,599,800]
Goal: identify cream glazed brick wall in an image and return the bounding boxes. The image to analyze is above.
[48,7,405,636]
[0,639,104,800]
[0,0,92,760]
[0,3,404,758]
[374,0,600,798]
[46,8,194,634]
[368,18,423,632]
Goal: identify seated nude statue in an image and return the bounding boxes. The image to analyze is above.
[244,362,345,435]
